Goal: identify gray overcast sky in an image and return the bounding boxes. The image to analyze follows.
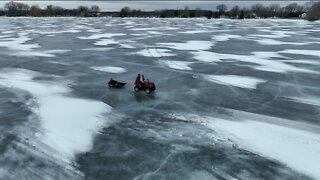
[0,1,309,11]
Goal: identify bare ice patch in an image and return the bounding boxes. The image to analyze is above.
[137,49,175,57]
[203,75,266,89]
[157,41,214,51]
[0,68,113,162]
[159,60,194,71]
[91,66,127,73]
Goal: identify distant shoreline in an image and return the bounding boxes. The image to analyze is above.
[0,16,307,21]
[1,1,318,21]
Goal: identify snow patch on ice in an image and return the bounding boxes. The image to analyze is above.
[285,96,320,107]
[157,41,214,51]
[120,44,135,49]
[131,27,158,31]
[190,51,222,63]
[203,75,266,89]
[180,30,210,34]
[0,35,70,57]
[131,33,149,36]
[94,39,118,46]
[87,29,102,33]
[192,51,318,74]
[280,49,320,58]
[171,112,320,180]
[137,49,175,57]
[280,60,320,65]
[91,66,126,73]
[255,39,309,45]
[147,31,163,35]
[252,51,288,59]
[210,119,320,180]
[0,68,112,161]
[212,34,242,42]
[249,34,282,39]
[0,36,40,51]
[160,60,194,70]
[82,47,114,51]
[78,33,125,40]
[8,49,71,57]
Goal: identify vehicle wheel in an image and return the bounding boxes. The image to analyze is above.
[145,88,151,94]
[134,86,139,92]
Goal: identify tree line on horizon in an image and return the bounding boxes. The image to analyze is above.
[0,1,319,21]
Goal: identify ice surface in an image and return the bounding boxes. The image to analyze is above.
[1,18,320,179]
[280,49,320,58]
[8,49,71,57]
[120,44,135,49]
[94,39,118,46]
[249,34,282,39]
[159,60,194,70]
[130,27,158,31]
[131,33,149,36]
[87,29,102,33]
[210,119,320,180]
[37,29,81,35]
[0,35,12,39]
[180,30,210,34]
[203,75,266,89]
[78,33,126,40]
[137,49,175,57]
[190,51,222,63]
[171,112,320,180]
[91,66,127,73]
[0,34,71,57]
[252,51,289,59]
[0,36,40,51]
[147,31,163,35]
[2,30,15,34]
[212,34,242,42]
[255,39,309,45]
[286,96,320,107]
[82,47,114,51]
[0,69,112,161]
[157,41,214,51]
[192,51,318,74]
[257,30,293,38]
[280,60,320,65]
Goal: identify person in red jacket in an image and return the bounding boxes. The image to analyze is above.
[135,74,142,88]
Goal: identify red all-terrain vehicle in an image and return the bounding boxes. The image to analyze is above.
[134,74,156,94]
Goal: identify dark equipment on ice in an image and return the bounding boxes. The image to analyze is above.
[134,74,156,94]
[108,78,126,88]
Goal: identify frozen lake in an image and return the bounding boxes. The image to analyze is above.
[0,17,320,180]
